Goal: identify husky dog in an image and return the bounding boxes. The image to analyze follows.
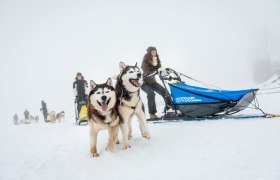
[116,62,151,149]
[56,111,65,122]
[29,115,35,123]
[48,111,56,123]
[88,78,120,157]
[35,115,39,123]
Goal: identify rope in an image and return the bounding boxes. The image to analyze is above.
[259,86,280,91]
[172,69,223,90]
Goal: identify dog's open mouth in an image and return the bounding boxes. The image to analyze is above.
[97,98,111,111]
[129,78,141,87]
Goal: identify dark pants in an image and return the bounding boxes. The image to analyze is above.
[76,96,87,117]
[141,82,171,114]
[43,113,48,122]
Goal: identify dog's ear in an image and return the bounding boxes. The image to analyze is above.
[111,74,119,80]
[119,62,126,76]
[119,62,126,71]
[90,80,97,91]
[106,78,112,86]
[134,62,138,67]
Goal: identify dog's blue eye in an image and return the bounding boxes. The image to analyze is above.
[96,92,101,94]
[129,71,134,73]
[105,91,109,93]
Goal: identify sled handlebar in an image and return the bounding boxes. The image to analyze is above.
[159,69,182,82]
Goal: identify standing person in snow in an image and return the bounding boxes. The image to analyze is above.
[13,113,19,125]
[73,72,88,114]
[141,46,172,119]
[40,100,48,122]
[24,109,29,121]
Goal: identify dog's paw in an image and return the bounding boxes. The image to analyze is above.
[142,132,151,139]
[143,135,151,139]
[92,153,100,157]
[116,139,120,144]
[122,144,131,150]
[106,146,113,152]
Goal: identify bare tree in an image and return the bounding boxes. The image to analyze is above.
[252,29,279,84]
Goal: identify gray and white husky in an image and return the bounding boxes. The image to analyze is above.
[116,62,151,149]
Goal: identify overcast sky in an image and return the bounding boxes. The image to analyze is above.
[0,0,279,123]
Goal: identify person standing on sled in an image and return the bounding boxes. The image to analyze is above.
[141,46,172,119]
[73,72,88,114]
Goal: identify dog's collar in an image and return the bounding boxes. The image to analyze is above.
[120,86,138,94]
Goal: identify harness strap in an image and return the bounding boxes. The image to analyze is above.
[91,115,115,125]
[89,107,117,125]
[120,98,140,110]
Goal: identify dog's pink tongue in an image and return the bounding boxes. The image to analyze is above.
[101,102,108,111]
[134,80,141,87]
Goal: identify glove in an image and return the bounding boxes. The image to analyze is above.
[158,67,169,76]
[158,67,165,73]
[165,68,174,73]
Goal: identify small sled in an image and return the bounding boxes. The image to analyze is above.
[74,99,88,125]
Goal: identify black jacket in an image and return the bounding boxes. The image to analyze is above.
[73,80,88,97]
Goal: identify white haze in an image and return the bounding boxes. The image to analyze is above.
[0,0,280,124]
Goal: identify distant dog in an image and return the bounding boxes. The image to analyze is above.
[116,62,151,150]
[88,78,120,157]
[56,111,65,122]
[48,111,56,123]
[19,119,25,124]
[35,115,39,123]
[29,115,35,123]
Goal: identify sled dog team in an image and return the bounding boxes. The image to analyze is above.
[88,62,151,157]
[48,111,66,123]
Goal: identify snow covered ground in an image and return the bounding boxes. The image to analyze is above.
[1,82,280,180]
[1,116,280,180]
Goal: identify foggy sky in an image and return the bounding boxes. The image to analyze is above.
[1,0,280,124]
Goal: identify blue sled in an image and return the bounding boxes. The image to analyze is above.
[169,83,258,117]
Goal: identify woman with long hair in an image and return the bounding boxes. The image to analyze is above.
[141,46,171,119]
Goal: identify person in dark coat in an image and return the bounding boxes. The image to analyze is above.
[141,46,172,119]
[40,100,48,122]
[24,109,29,120]
[13,113,19,125]
[73,72,88,115]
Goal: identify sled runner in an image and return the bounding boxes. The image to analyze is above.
[147,68,267,121]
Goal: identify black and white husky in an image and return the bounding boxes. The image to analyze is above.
[116,62,151,149]
[88,78,120,157]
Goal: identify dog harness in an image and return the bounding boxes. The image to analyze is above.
[88,105,119,126]
[91,113,119,126]
[119,88,141,110]
[120,98,140,110]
